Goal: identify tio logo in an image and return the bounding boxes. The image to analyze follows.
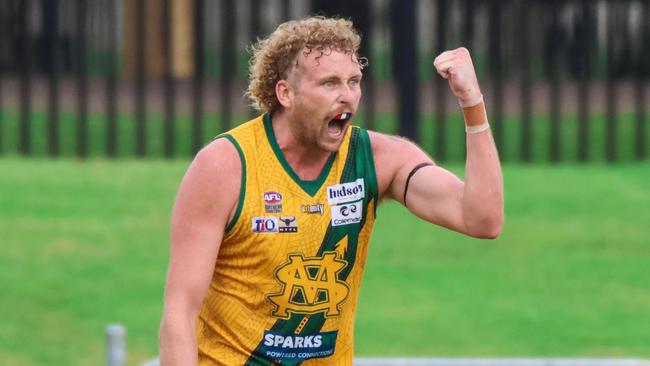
[252,217,279,233]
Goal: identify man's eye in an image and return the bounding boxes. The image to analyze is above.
[323,80,335,86]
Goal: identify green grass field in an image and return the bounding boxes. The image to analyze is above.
[1,159,649,366]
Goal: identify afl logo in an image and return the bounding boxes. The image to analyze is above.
[264,192,283,204]
[264,191,283,213]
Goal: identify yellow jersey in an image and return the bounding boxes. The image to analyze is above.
[197,114,378,365]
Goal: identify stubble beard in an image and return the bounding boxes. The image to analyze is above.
[291,119,338,153]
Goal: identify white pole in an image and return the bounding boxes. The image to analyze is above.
[106,324,126,366]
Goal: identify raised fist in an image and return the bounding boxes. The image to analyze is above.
[433,47,482,107]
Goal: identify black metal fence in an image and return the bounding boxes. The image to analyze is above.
[0,0,648,162]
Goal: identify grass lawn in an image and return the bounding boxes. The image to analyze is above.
[0,159,649,365]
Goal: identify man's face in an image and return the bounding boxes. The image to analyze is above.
[285,49,362,152]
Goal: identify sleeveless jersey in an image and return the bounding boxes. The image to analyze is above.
[197,114,378,366]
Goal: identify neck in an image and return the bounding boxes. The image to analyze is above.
[271,110,332,181]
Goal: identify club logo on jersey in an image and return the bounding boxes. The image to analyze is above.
[267,252,350,319]
[252,217,279,233]
[264,191,283,213]
[301,203,325,215]
[278,216,298,233]
[326,178,365,205]
[331,200,363,227]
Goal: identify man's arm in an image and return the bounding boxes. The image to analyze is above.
[372,47,503,239]
[159,138,241,365]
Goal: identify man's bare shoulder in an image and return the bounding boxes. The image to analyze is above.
[366,130,434,198]
[196,137,241,170]
[181,137,242,208]
[367,130,423,156]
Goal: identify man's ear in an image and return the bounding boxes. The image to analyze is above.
[276,80,293,108]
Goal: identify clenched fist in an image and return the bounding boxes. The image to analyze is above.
[433,47,482,107]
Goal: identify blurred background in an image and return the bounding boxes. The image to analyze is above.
[0,0,648,161]
[0,1,649,366]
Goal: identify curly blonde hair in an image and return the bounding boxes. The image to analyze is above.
[247,16,367,114]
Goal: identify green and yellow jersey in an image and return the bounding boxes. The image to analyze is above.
[197,114,378,365]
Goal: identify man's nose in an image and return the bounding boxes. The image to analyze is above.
[338,83,357,104]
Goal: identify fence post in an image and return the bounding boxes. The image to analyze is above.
[106,0,118,157]
[605,1,618,162]
[45,0,60,157]
[163,0,175,158]
[434,0,448,161]
[135,0,147,157]
[518,0,532,162]
[390,0,418,143]
[488,0,504,160]
[220,0,235,135]
[281,0,290,21]
[635,1,648,160]
[192,0,205,154]
[0,2,4,154]
[19,0,32,156]
[76,0,88,158]
[548,0,562,163]
[106,324,126,366]
[249,0,262,121]
[577,0,594,163]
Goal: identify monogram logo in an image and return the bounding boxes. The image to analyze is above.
[267,252,350,319]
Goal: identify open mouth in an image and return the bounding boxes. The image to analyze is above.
[327,113,352,137]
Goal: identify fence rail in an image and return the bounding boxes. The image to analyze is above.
[0,0,648,162]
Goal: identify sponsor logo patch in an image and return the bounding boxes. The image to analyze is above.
[264,191,283,213]
[326,178,365,205]
[259,330,338,361]
[330,200,363,227]
[278,216,298,233]
[301,203,325,215]
[252,217,279,233]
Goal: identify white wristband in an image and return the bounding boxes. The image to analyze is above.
[466,122,490,134]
